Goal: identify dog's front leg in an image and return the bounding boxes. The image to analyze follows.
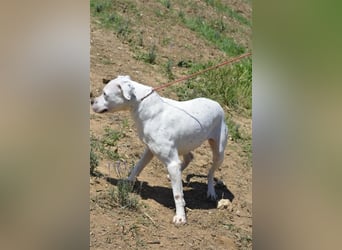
[167,161,186,225]
[127,148,153,181]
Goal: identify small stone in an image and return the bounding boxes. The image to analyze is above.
[217,199,233,211]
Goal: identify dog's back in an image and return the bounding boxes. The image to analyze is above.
[157,97,227,154]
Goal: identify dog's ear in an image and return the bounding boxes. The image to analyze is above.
[118,82,135,100]
[102,78,111,84]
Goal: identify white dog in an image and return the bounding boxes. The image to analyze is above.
[91,75,228,224]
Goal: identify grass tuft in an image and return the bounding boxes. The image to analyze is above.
[165,59,175,80]
[89,126,125,172]
[108,180,139,210]
[161,0,172,9]
[90,134,100,175]
[90,149,99,175]
[135,45,157,64]
[227,119,243,142]
[102,127,123,147]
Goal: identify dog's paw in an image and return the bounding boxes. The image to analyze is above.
[207,191,218,201]
[173,215,187,225]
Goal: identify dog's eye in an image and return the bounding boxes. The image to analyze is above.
[102,91,109,100]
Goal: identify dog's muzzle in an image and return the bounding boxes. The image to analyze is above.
[90,98,108,113]
[98,108,108,113]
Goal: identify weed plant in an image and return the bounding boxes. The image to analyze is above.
[90,149,99,175]
[108,180,139,210]
[89,126,125,174]
[165,59,175,80]
[134,45,157,64]
[109,161,140,210]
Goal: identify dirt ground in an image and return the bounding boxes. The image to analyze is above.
[90,1,252,249]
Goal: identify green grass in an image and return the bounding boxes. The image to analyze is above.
[242,140,252,164]
[90,0,131,38]
[90,0,248,65]
[102,127,123,147]
[134,45,157,64]
[182,16,245,56]
[108,180,139,210]
[161,0,172,9]
[89,117,132,174]
[89,126,125,174]
[164,59,175,80]
[108,160,140,210]
[222,219,252,248]
[175,0,247,56]
[226,118,252,167]
[204,0,251,26]
[99,55,113,65]
[90,148,99,175]
[227,119,243,142]
[210,18,227,33]
[90,134,101,175]
[173,58,252,116]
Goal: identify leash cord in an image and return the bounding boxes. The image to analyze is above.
[153,52,251,92]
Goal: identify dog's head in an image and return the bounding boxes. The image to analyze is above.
[91,75,136,113]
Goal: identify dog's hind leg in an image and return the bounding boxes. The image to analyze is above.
[207,123,228,200]
[127,148,153,181]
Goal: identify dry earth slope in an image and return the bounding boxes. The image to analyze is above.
[90,0,252,249]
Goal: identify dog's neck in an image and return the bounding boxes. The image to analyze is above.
[128,80,154,101]
[131,90,161,118]
[130,90,163,141]
[139,89,155,101]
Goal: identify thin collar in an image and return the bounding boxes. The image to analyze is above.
[140,89,155,102]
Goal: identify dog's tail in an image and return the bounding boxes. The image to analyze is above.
[219,117,229,153]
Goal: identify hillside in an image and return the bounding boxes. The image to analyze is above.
[90,0,252,249]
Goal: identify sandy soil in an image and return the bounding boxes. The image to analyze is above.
[90,1,252,248]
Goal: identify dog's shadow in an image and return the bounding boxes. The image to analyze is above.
[105,174,234,210]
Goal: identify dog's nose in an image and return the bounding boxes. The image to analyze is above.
[90,99,94,105]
